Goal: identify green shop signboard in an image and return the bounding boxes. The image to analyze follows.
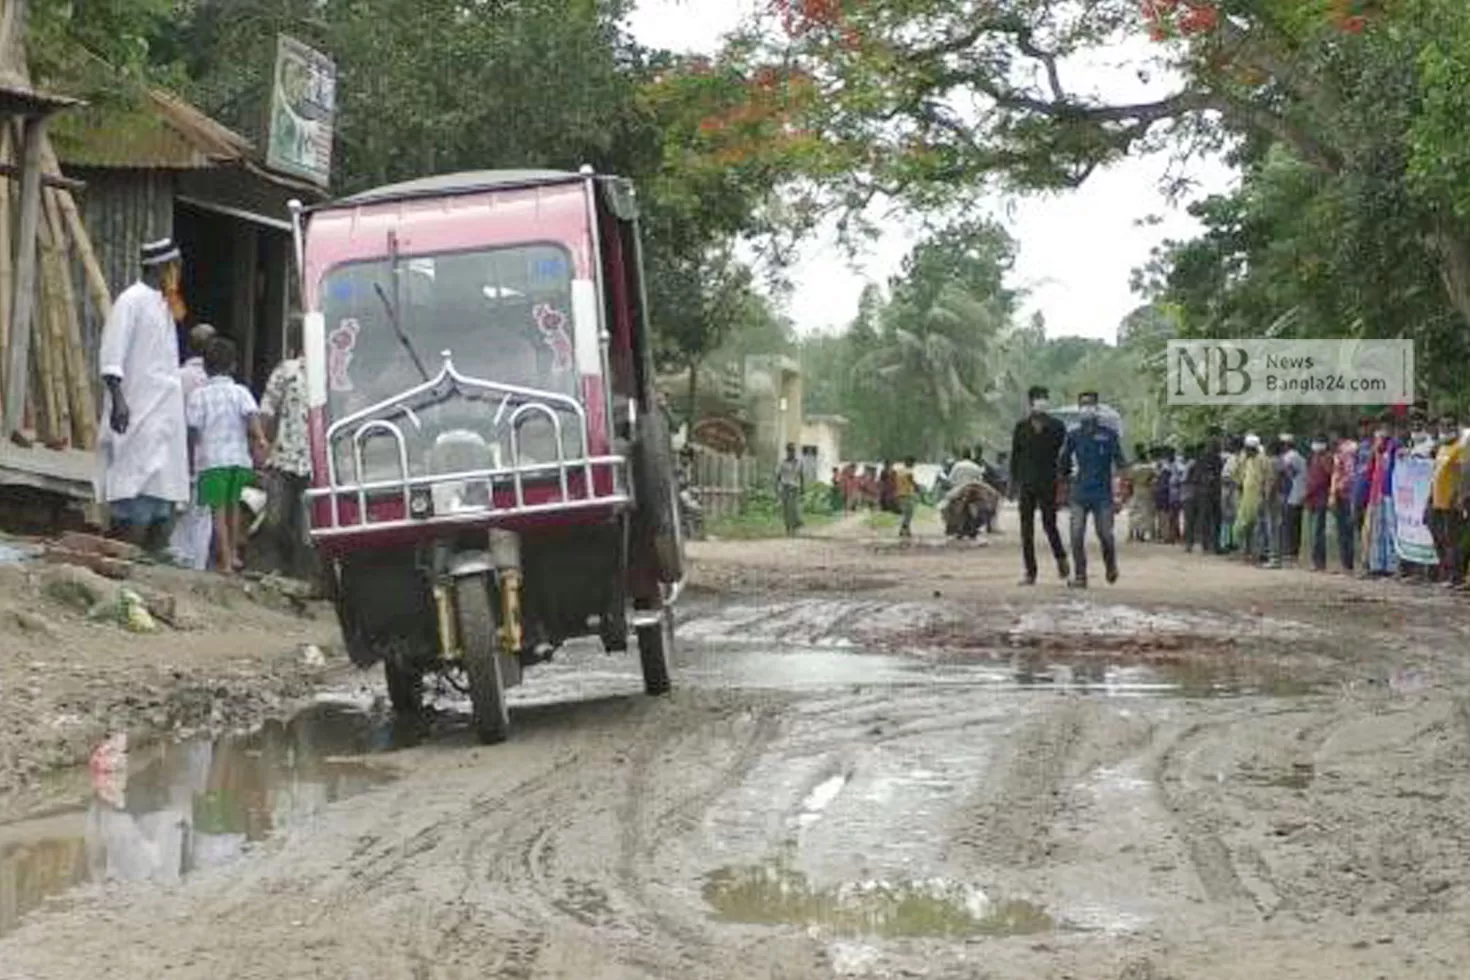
[267,35,336,188]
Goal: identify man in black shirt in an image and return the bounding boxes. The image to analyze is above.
[1010,385,1071,585]
[1195,424,1224,554]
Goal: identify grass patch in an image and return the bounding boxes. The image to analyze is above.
[707,509,837,540]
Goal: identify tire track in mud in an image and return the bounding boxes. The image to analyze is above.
[1154,702,1354,919]
[945,699,1086,870]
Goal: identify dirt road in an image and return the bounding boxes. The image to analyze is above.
[4,510,1470,978]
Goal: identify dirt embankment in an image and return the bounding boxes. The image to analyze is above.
[0,554,340,801]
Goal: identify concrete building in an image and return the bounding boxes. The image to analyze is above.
[743,354,802,471]
[798,415,847,483]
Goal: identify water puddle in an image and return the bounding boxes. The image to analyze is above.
[703,858,1053,939]
[684,646,1320,699]
[0,703,397,937]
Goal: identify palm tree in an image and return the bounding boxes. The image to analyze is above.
[852,282,1012,458]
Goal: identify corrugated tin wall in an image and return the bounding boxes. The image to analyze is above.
[68,168,175,385]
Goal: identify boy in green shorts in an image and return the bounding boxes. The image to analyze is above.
[185,338,268,573]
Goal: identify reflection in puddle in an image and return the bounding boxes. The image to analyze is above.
[0,704,396,936]
[703,859,1053,939]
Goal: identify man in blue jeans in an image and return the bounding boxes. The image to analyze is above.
[1060,392,1126,588]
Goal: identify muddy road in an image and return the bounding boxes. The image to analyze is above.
[5,512,1470,978]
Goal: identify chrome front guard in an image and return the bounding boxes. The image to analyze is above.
[306,351,629,539]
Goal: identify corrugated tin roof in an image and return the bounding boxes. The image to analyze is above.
[52,88,254,170]
[0,76,80,116]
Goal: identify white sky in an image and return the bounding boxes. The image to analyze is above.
[625,0,1238,343]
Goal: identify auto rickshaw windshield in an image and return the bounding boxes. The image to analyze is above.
[320,242,579,414]
[318,241,585,483]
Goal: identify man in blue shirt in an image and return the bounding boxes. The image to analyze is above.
[1059,391,1126,587]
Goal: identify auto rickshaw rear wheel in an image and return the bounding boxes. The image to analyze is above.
[635,605,673,696]
[456,574,510,744]
[632,410,684,584]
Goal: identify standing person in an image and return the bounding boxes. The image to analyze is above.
[1181,446,1204,553]
[1304,435,1333,572]
[1167,449,1188,546]
[1259,438,1286,569]
[895,456,920,539]
[166,323,217,570]
[185,338,268,575]
[1430,413,1465,587]
[1220,436,1242,553]
[1329,429,1359,572]
[1280,434,1307,564]
[776,443,805,537]
[1009,385,1069,585]
[1195,426,1224,554]
[1152,448,1174,543]
[96,238,192,552]
[828,468,844,514]
[1361,419,1399,577]
[1125,442,1156,543]
[878,460,898,514]
[1233,435,1270,564]
[1059,392,1125,588]
[258,316,316,579]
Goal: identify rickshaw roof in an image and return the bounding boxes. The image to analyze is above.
[329,169,587,208]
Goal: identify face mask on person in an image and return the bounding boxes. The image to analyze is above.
[1079,404,1099,421]
[1374,429,1389,440]
[1311,442,1326,453]
[1031,398,1049,413]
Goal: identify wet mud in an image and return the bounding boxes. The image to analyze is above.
[5,517,1470,978]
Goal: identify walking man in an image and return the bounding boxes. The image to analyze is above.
[776,442,804,537]
[1010,385,1069,584]
[895,456,919,539]
[1197,426,1224,553]
[259,315,317,580]
[1059,392,1125,588]
[96,238,191,553]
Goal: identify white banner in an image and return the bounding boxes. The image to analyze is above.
[1392,455,1437,565]
[1166,339,1414,405]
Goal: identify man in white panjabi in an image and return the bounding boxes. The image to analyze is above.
[96,237,190,552]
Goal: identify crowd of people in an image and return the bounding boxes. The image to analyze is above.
[880,385,1470,594]
[95,237,314,579]
[1122,410,1470,587]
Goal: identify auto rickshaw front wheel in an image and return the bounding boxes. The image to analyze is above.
[636,605,673,697]
[456,574,510,744]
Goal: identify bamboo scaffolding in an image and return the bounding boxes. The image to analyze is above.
[0,0,111,450]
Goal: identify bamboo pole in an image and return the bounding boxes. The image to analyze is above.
[0,123,12,368]
[45,191,93,447]
[38,140,109,321]
[4,112,44,438]
[37,204,71,446]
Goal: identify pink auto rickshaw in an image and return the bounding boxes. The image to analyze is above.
[289,169,684,743]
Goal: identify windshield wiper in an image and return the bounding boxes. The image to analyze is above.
[376,229,430,383]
